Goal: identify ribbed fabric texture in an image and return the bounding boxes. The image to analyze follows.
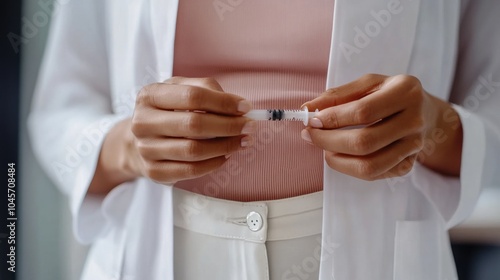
[173,0,334,201]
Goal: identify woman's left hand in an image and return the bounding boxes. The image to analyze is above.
[301,74,463,180]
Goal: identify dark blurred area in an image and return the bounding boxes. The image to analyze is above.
[453,244,500,280]
[1,0,21,161]
[1,0,21,279]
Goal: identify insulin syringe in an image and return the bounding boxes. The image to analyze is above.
[244,108,319,126]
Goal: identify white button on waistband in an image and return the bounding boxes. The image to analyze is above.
[246,211,263,232]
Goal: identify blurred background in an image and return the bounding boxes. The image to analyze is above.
[1,0,499,279]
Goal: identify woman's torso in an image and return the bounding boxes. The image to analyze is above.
[173,0,334,201]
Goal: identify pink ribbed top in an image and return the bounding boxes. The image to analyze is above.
[173,0,334,201]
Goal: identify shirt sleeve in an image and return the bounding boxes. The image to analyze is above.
[445,0,500,228]
[27,0,127,244]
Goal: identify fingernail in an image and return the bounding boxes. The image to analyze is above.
[309,118,323,128]
[241,136,253,147]
[301,129,312,143]
[300,103,308,110]
[225,154,232,159]
[241,121,256,134]
[238,100,252,113]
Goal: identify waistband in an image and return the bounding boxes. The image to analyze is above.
[172,187,323,243]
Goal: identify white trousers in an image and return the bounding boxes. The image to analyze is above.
[172,188,324,280]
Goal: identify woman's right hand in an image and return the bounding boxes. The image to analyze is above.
[89,77,254,194]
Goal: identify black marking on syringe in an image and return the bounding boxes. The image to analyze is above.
[268,109,285,121]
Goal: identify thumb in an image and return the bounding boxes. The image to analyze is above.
[301,88,349,112]
[301,74,385,111]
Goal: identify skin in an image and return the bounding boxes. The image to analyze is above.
[89,74,463,195]
[301,74,463,180]
[89,77,255,194]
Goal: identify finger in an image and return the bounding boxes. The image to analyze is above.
[144,156,228,184]
[301,74,386,111]
[371,155,417,180]
[137,136,252,161]
[304,110,423,155]
[164,76,224,92]
[137,83,252,115]
[308,78,417,129]
[324,136,421,180]
[132,110,255,138]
